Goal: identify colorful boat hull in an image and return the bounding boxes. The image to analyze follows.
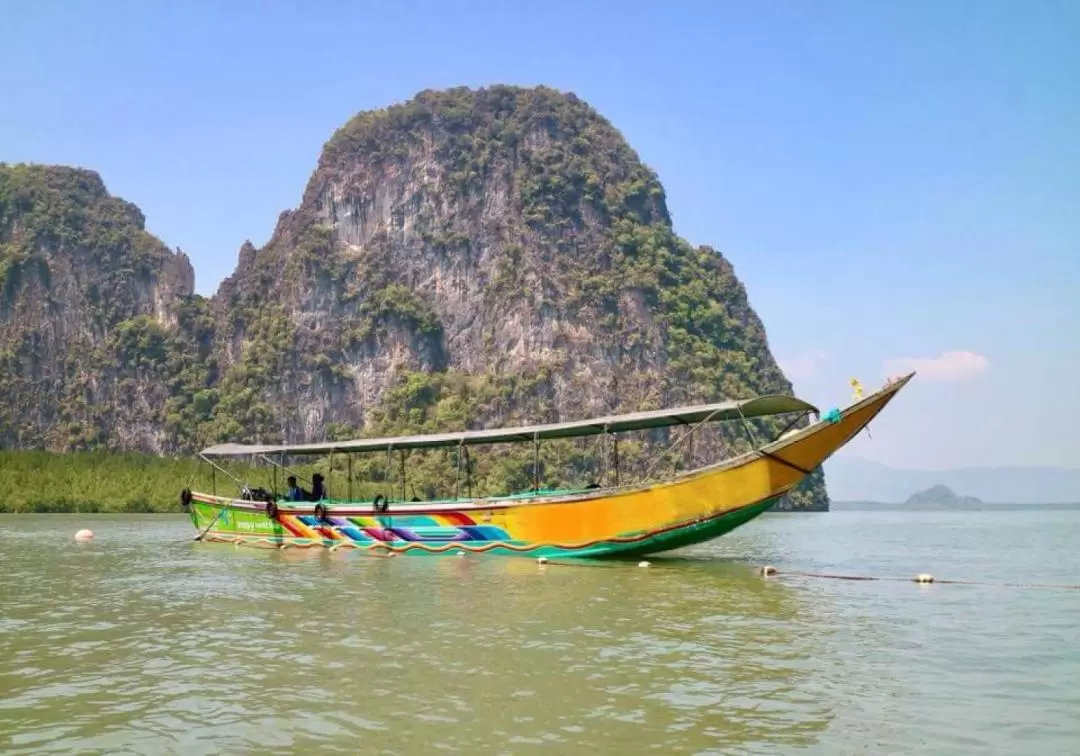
[187,375,911,557]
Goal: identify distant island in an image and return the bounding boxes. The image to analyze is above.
[904,484,982,509]
[832,484,1080,511]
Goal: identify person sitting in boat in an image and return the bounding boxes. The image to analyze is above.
[286,476,308,502]
[309,473,327,502]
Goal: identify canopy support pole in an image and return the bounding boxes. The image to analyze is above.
[465,446,473,499]
[533,432,541,492]
[400,450,406,502]
[613,436,620,487]
[386,446,393,501]
[601,425,610,487]
[347,454,353,502]
[455,441,463,500]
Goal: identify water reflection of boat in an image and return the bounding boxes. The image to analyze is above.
[182,374,913,557]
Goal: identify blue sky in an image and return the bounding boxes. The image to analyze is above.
[3,0,1077,470]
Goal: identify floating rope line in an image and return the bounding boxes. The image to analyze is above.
[760,566,1080,591]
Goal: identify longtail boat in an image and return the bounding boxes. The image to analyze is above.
[182,373,913,557]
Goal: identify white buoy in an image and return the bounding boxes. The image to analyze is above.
[760,565,778,577]
[537,556,549,565]
[638,560,651,568]
[74,529,94,541]
[915,573,935,584]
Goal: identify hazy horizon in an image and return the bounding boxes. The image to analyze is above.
[824,454,1080,503]
[829,453,1080,473]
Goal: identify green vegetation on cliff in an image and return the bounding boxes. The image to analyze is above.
[0,163,201,452]
[322,87,788,407]
[0,164,174,322]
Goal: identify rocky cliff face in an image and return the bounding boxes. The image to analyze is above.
[0,86,827,508]
[0,164,206,452]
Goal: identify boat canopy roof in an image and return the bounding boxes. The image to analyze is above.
[198,395,819,458]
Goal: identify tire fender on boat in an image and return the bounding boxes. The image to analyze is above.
[373,494,388,513]
[314,503,328,523]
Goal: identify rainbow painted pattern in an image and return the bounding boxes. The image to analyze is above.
[190,494,783,558]
[280,511,512,546]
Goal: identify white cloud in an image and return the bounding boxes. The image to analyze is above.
[778,351,825,380]
[882,350,989,382]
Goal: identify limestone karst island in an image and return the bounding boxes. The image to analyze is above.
[1,85,903,522]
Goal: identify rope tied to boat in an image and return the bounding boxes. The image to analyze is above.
[639,406,726,484]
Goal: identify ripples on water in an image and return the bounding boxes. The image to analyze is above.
[1,512,1078,754]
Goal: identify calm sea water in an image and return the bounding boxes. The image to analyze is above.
[1,511,1078,755]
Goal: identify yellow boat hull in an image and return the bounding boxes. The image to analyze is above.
[187,376,911,557]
